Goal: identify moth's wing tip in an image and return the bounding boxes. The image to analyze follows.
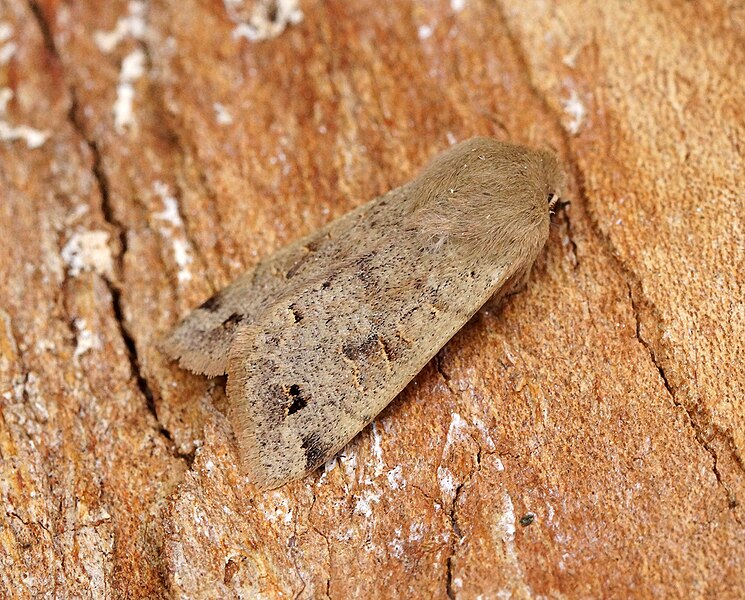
[226,365,306,491]
[158,324,228,377]
[158,327,182,360]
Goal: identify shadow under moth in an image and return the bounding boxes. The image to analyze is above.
[162,137,564,490]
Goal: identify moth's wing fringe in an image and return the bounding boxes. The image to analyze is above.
[225,322,280,490]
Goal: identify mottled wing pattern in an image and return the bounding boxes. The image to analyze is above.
[161,191,402,376]
[226,209,518,489]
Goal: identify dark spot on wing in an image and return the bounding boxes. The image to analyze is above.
[378,336,398,361]
[222,312,244,327]
[301,432,331,471]
[287,384,307,415]
[306,235,329,252]
[266,383,290,424]
[342,334,379,361]
[285,262,303,279]
[286,236,331,278]
[321,281,331,289]
[290,304,303,323]
[198,294,222,312]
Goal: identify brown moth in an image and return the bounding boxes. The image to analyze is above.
[162,137,564,490]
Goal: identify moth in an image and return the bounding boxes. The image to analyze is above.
[162,137,564,489]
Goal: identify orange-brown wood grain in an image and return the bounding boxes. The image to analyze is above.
[1,0,742,597]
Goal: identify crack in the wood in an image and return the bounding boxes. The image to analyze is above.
[434,355,484,600]
[410,483,439,506]
[444,491,461,600]
[7,510,53,537]
[310,524,332,600]
[627,285,740,518]
[445,445,482,600]
[27,1,55,54]
[290,534,307,600]
[493,0,740,517]
[27,0,193,468]
[303,489,331,600]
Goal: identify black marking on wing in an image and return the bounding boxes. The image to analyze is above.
[289,304,303,323]
[342,334,379,361]
[198,294,222,312]
[378,335,398,361]
[287,384,307,415]
[222,312,245,327]
[301,432,331,471]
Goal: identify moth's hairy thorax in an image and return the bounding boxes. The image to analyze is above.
[410,137,563,267]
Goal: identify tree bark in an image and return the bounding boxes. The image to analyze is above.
[1,0,743,597]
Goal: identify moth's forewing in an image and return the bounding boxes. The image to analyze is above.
[226,208,519,490]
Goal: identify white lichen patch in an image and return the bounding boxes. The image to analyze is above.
[339,447,358,483]
[418,24,433,40]
[261,492,293,525]
[354,488,381,518]
[386,465,405,490]
[153,181,193,284]
[153,184,184,227]
[442,412,468,457]
[561,88,586,135]
[0,22,12,43]
[0,122,49,149]
[0,87,12,113]
[471,416,496,450]
[61,231,113,278]
[0,21,15,65]
[114,49,146,134]
[371,421,385,477]
[437,465,457,504]
[562,44,583,68]
[388,528,405,559]
[73,318,101,358]
[172,239,193,283]
[213,103,234,126]
[494,492,516,543]
[0,40,16,65]
[492,491,532,596]
[0,87,50,149]
[229,0,303,42]
[409,521,424,542]
[94,0,147,53]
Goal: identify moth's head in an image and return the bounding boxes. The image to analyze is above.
[413,137,565,264]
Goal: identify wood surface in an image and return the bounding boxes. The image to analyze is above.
[1,0,743,597]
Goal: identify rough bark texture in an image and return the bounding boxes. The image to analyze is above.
[1,0,743,598]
